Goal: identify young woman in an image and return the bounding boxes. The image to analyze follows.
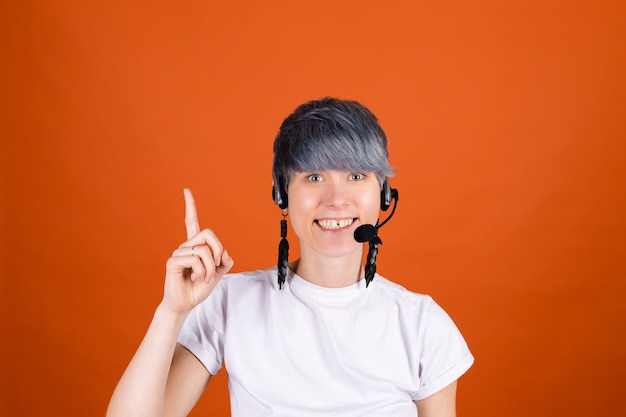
[107,97,473,417]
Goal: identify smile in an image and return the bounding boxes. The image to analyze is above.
[316,218,355,230]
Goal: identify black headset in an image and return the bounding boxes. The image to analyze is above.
[272,174,396,211]
[272,174,288,210]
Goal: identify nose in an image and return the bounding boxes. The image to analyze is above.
[323,177,349,207]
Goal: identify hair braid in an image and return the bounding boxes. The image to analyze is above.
[277,217,289,289]
[364,236,382,287]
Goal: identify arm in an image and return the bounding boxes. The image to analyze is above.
[107,189,233,417]
[414,380,458,417]
[107,306,208,417]
[163,344,212,417]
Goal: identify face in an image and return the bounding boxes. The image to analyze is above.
[286,170,381,259]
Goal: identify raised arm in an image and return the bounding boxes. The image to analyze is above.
[107,189,234,417]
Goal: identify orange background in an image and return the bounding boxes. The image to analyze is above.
[2,1,625,416]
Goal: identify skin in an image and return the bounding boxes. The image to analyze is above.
[107,181,459,416]
[287,170,381,287]
[107,189,229,417]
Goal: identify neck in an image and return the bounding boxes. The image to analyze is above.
[291,248,365,288]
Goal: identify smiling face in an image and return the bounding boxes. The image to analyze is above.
[286,170,381,260]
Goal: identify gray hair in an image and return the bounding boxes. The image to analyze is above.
[272,97,395,188]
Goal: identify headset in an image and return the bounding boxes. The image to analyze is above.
[272,174,289,210]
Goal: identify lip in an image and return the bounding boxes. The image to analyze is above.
[314,218,358,232]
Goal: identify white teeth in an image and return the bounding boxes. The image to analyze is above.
[317,219,354,230]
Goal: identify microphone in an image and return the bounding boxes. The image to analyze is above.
[353,189,399,243]
[354,224,378,243]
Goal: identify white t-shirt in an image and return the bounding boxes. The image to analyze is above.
[178,267,474,417]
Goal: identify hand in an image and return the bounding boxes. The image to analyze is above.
[161,188,234,314]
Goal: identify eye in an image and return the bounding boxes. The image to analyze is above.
[307,173,323,182]
[349,173,366,181]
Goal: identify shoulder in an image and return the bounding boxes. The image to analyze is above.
[189,267,276,315]
[372,274,436,308]
[207,267,280,306]
[371,275,456,327]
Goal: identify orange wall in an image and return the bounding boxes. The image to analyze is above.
[2,1,625,416]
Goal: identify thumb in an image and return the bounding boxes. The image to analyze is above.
[216,250,234,276]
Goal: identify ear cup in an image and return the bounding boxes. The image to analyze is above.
[381,179,392,211]
[272,174,288,209]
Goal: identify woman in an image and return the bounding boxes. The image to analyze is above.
[107,97,473,416]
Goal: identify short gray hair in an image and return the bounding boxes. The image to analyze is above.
[272,97,395,187]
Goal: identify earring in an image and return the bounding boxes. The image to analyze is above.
[364,236,382,287]
[277,210,289,289]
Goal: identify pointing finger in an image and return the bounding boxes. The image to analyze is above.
[184,188,200,239]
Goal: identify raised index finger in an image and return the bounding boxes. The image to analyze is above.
[183,188,200,239]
